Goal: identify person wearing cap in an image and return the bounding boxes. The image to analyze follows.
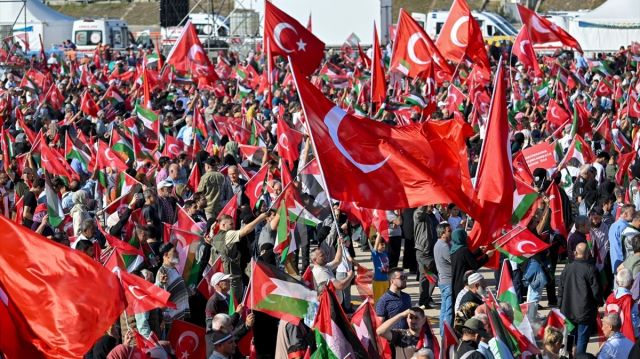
[377,307,432,359]
[458,273,487,309]
[198,156,227,220]
[205,272,234,331]
[210,212,268,305]
[452,318,492,359]
[209,328,236,359]
[155,180,176,227]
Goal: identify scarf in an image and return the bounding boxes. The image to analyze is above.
[224,141,241,164]
[162,264,190,320]
[69,190,88,217]
[450,229,468,254]
[195,150,209,175]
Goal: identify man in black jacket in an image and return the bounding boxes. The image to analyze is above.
[414,205,439,308]
[558,242,604,354]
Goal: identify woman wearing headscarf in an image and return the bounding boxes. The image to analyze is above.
[105,345,131,359]
[582,179,599,213]
[223,141,241,166]
[599,179,616,197]
[31,203,54,237]
[450,229,494,304]
[70,190,90,236]
[195,150,209,176]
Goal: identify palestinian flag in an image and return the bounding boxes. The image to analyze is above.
[493,227,551,264]
[250,259,317,325]
[102,85,124,105]
[396,58,411,76]
[234,66,248,82]
[193,109,208,139]
[135,102,159,130]
[497,259,524,327]
[116,171,141,198]
[275,200,294,263]
[133,134,155,163]
[20,74,40,94]
[534,80,550,100]
[512,178,539,226]
[594,240,608,288]
[588,59,614,76]
[89,77,106,91]
[350,300,390,359]
[561,134,596,167]
[402,94,426,109]
[111,129,135,163]
[538,309,575,338]
[229,286,237,316]
[145,53,159,64]
[44,171,65,227]
[312,283,371,359]
[64,134,96,171]
[422,264,438,284]
[552,140,564,163]
[485,295,520,357]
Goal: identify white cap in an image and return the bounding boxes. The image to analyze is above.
[157,180,173,190]
[210,272,231,287]
[468,273,484,285]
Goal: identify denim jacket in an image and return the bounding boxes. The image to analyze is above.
[523,258,548,291]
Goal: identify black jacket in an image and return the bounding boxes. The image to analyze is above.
[451,248,489,302]
[558,258,604,325]
[413,206,438,261]
[453,340,485,359]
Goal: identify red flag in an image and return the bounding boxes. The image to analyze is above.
[163,135,192,160]
[350,299,391,359]
[436,0,491,71]
[167,320,207,359]
[245,165,270,210]
[41,143,74,180]
[547,182,568,237]
[263,1,325,76]
[276,121,303,169]
[546,99,571,127]
[517,4,582,53]
[371,22,386,106]
[44,85,64,112]
[390,10,454,79]
[196,258,224,299]
[512,25,543,78]
[605,292,637,343]
[290,60,475,212]
[629,95,640,118]
[354,265,374,302]
[97,140,129,172]
[512,151,534,185]
[0,216,126,359]
[164,21,219,83]
[446,85,465,114]
[81,90,99,117]
[118,270,176,315]
[186,162,201,193]
[301,266,314,289]
[470,62,514,246]
[616,151,635,186]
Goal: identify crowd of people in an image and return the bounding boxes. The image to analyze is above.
[1,1,640,359]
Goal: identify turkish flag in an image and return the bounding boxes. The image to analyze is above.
[41,142,74,180]
[391,9,454,79]
[339,201,374,227]
[165,21,219,83]
[512,151,535,185]
[546,99,571,127]
[371,22,387,105]
[245,164,270,210]
[277,121,303,170]
[264,1,325,75]
[290,60,474,211]
[167,319,206,359]
[468,63,514,248]
[196,258,224,299]
[44,85,64,112]
[186,163,201,193]
[512,25,543,78]
[517,4,582,53]
[546,182,568,237]
[118,270,176,315]
[97,140,129,172]
[0,216,126,359]
[628,95,640,118]
[436,0,491,71]
[494,226,551,258]
[81,90,99,117]
[446,85,465,114]
[163,135,192,160]
[301,266,314,289]
[574,101,593,137]
[213,193,239,235]
[595,80,613,97]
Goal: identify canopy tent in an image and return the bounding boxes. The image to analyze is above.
[0,0,76,51]
[567,0,640,52]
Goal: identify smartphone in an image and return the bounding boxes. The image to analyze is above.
[565,334,575,354]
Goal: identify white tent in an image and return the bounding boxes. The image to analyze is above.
[567,0,640,53]
[0,0,76,51]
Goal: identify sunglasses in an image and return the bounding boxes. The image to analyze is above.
[395,275,408,280]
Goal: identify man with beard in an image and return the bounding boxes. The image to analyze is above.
[156,242,190,321]
[376,267,413,329]
[458,273,487,309]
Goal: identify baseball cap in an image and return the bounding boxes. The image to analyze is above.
[204,157,217,167]
[468,273,484,286]
[463,318,492,339]
[210,272,231,287]
[156,180,173,190]
[145,347,168,359]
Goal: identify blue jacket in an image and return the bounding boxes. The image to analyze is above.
[610,218,629,273]
[523,258,548,291]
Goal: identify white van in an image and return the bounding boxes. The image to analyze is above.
[161,13,229,51]
[412,11,518,43]
[72,18,130,52]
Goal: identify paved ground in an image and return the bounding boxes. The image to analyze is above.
[344,240,603,355]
